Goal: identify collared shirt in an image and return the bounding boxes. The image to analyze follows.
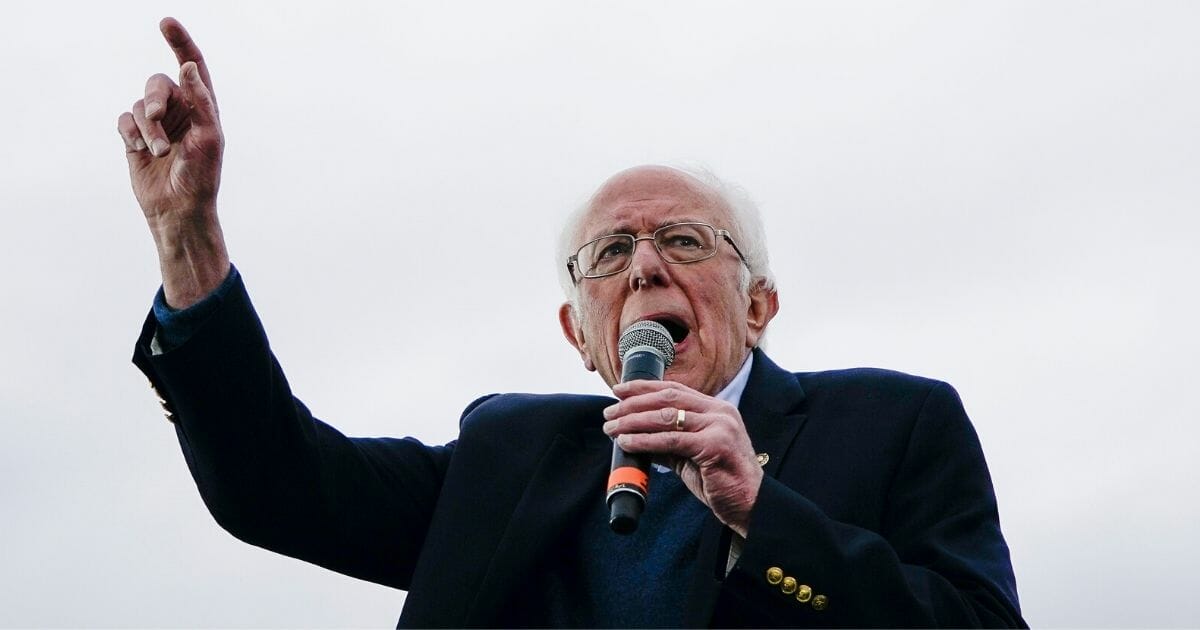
[716,352,754,574]
[716,351,754,407]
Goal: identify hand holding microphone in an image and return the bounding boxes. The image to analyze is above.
[605,320,675,534]
[603,324,764,538]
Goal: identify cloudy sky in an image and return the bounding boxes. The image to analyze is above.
[2,1,1197,627]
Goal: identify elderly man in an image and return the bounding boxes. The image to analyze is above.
[120,18,1024,628]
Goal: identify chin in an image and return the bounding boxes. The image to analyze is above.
[664,369,701,391]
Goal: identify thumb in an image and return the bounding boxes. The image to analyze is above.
[180,61,219,129]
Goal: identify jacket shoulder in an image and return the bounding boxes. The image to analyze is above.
[786,367,966,437]
[458,392,615,434]
[794,366,951,400]
[795,366,945,386]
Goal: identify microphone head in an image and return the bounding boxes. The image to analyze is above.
[618,320,676,368]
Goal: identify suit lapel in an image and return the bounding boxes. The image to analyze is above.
[738,349,809,476]
[684,349,808,627]
[464,425,611,625]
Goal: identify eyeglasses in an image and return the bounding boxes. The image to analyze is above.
[567,222,749,284]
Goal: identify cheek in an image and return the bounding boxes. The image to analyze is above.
[691,286,750,342]
[579,291,621,343]
[693,281,744,316]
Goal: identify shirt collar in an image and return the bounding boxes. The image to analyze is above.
[714,352,754,407]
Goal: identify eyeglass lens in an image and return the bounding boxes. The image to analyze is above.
[577,223,719,278]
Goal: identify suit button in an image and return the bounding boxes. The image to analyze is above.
[795,584,813,603]
[766,567,783,585]
[812,594,828,611]
[780,576,797,594]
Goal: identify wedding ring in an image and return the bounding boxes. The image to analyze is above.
[676,408,686,431]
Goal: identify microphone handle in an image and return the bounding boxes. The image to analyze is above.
[608,449,649,535]
[607,348,664,535]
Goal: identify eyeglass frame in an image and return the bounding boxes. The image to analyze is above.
[566,221,750,285]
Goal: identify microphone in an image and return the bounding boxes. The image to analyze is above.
[607,320,676,535]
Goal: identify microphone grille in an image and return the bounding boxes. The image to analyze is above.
[618,320,676,368]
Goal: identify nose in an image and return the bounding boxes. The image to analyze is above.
[628,235,670,291]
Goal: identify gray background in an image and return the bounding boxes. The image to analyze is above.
[2,1,1197,627]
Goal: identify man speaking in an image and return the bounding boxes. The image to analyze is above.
[118,18,1025,628]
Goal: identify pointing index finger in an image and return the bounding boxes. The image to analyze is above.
[159,17,216,102]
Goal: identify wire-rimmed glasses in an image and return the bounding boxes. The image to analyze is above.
[567,222,749,284]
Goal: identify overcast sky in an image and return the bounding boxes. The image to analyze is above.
[2,1,1198,627]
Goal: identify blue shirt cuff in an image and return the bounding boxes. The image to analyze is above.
[152,264,240,352]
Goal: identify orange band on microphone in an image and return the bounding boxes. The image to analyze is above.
[607,466,649,495]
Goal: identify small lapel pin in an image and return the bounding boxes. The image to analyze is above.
[756,453,769,467]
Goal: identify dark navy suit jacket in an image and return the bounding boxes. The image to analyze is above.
[133,275,1024,627]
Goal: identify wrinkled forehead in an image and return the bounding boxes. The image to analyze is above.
[578,167,733,242]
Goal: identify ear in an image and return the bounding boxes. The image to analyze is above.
[558,302,597,371]
[744,282,780,348]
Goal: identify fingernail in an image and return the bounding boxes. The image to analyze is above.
[616,435,631,447]
[602,420,617,435]
[151,139,169,156]
[602,405,617,419]
[133,137,147,151]
[144,101,162,118]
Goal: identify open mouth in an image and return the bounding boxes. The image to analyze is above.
[652,317,690,344]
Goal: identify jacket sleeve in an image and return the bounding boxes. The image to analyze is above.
[719,381,1025,628]
[132,273,453,590]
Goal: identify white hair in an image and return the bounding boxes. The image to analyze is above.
[555,164,776,309]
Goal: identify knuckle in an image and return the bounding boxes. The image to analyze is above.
[194,134,222,154]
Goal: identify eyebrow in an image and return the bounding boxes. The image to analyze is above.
[586,217,709,241]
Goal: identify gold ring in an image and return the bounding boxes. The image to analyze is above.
[676,408,686,431]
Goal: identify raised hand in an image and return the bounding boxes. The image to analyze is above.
[117,17,229,308]
[602,380,764,537]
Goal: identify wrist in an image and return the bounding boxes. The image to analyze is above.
[725,465,764,538]
[149,207,231,309]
